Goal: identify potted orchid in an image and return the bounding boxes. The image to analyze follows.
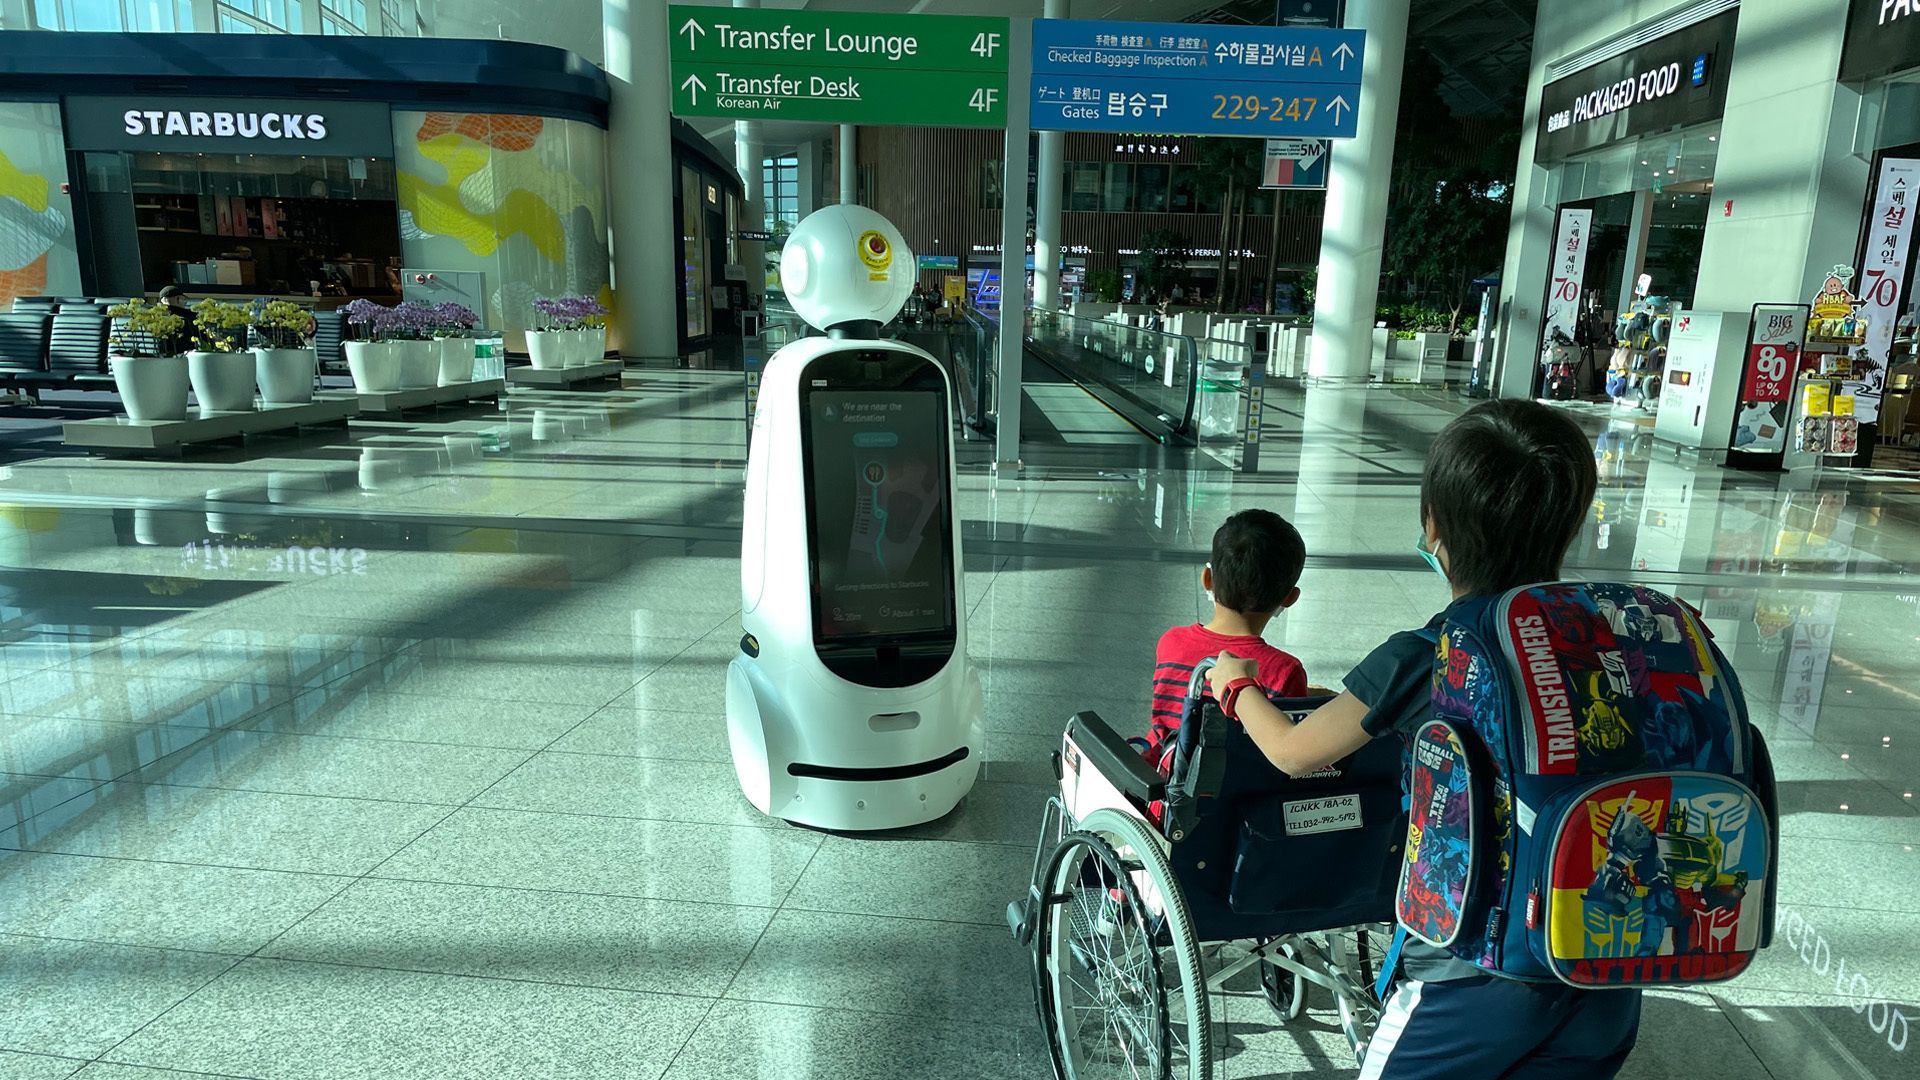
[253,300,318,404]
[529,296,610,368]
[387,301,440,388]
[528,297,571,370]
[432,302,480,385]
[186,299,256,412]
[565,296,609,368]
[106,299,190,421]
[344,299,402,393]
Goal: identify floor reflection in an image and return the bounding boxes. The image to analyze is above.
[0,375,1914,1079]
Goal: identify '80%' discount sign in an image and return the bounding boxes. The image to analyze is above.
[668,5,1009,127]
[1743,304,1809,403]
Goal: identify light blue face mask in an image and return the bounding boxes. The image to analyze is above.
[1416,532,1446,579]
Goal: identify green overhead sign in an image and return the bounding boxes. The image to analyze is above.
[668,5,1010,128]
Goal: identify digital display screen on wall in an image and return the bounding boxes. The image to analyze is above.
[1534,10,1738,163]
[805,387,954,642]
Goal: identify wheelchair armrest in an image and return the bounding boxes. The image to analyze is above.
[1068,711,1166,803]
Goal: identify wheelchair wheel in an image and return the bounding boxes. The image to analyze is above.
[1035,808,1212,1080]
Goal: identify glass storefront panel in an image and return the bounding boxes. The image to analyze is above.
[681,166,707,340]
[392,110,612,350]
[0,101,82,307]
[1556,125,1720,205]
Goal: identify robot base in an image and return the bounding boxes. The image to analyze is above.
[726,658,982,831]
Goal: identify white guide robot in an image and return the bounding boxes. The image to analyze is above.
[726,205,983,830]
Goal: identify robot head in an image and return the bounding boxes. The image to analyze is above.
[780,205,916,334]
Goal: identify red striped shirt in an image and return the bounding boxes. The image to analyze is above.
[1146,624,1307,760]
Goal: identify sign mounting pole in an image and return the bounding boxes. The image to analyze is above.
[995,16,1031,469]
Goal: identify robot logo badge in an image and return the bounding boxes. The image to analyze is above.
[857,230,893,280]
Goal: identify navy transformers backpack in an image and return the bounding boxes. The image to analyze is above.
[1396,582,1779,988]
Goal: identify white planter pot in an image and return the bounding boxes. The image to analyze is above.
[255,347,316,404]
[398,338,437,387]
[346,340,403,393]
[187,350,256,413]
[437,337,475,385]
[527,329,566,370]
[583,325,606,366]
[110,354,190,422]
[561,328,586,367]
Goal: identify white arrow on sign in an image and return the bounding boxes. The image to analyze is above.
[681,73,707,105]
[1332,41,1355,71]
[1327,96,1351,124]
[680,17,706,49]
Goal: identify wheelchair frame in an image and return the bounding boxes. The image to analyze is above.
[1007,699,1394,1080]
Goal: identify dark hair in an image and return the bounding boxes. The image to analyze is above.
[158,285,183,300]
[1420,399,1597,595]
[1210,509,1306,614]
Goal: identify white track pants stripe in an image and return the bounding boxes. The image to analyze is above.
[1358,978,1425,1080]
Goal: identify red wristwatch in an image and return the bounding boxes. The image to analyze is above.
[1219,677,1261,721]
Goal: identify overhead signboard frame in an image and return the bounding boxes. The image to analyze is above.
[1533,9,1738,163]
[1839,0,1920,83]
[1027,19,1364,138]
[668,5,1010,127]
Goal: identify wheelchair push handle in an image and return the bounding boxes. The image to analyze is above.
[1186,656,1217,703]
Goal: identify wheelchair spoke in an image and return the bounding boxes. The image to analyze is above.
[1041,832,1172,1080]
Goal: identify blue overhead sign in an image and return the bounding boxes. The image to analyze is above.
[1032,76,1359,138]
[1029,19,1364,137]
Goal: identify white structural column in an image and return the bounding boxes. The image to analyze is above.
[839,124,858,205]
[734,0,765,305]
[795,138,821,216]
[1615,189,1653,318]
[736,119,766,303]
[1031,0,1067,311]
[1689,0,1863,313]
[994,16,1033,466]
[1307,0,1410,379]
[602,0,678,363]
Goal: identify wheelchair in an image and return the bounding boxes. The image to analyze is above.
[1007,664,1407,1079]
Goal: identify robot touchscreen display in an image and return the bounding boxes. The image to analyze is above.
[806,389,953,640]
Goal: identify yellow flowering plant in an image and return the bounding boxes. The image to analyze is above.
[256,300,318,349]
[105,300,186,359]
[190,299,252,354]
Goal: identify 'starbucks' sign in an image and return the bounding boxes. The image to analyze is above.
[669,5,1010,127]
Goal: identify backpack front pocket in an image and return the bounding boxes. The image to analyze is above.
[1533,773,1771,987]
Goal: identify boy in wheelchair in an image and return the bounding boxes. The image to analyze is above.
[1142,508,1310,773]
[1206,401,1635,1080]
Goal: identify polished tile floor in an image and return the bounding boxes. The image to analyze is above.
[0,369,1914,1079]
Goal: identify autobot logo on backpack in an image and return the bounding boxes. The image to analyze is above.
[1554,778,1763,985]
